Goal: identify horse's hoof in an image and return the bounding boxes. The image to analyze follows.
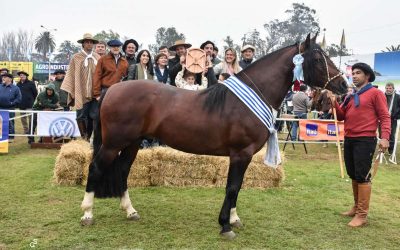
[220,231,236,240]
[80,217,94,226]
[127,212,140,221]
[231,220,243,229]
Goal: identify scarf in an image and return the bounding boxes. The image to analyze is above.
[154,66,169,83]
[82,50,98,67]
[343,83,373,108]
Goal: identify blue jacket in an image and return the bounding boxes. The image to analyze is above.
[0,83,22,109]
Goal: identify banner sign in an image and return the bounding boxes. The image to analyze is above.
[37,112,80,137]
[299,119,344,141]
[34,63,69,74]
[0,111,9,153]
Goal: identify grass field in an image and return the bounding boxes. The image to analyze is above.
[1,135,400,249]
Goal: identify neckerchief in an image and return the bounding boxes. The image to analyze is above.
[343,83,373,108]
[81,50,98,67]
[154,66,169,83]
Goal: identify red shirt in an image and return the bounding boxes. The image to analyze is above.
[335,87,391,140]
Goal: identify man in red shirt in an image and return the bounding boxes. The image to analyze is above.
[330,62,390,227]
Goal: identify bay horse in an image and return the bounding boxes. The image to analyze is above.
[80,34,347,239]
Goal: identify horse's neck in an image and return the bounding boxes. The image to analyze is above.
[238,46,297,110]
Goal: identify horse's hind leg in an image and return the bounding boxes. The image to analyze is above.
[81,146,118,226]
[218,152,251,239]
[118,142,141,221]
[230,193,243,228]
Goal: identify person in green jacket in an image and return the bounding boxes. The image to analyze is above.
[51,69,69,111]
[28,83,60,144]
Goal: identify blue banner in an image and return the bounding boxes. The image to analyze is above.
[0,110,9,153]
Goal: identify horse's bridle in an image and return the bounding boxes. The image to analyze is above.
[313,48,343,89]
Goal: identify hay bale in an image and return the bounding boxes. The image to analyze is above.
[53,140,91,185]
[81,146,152,187]
[149,147,224,187]
[215,150,285,189]
[55,142,284,189]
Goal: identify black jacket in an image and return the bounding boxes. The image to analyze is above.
[386,93,400,120]
[17,80,38,109]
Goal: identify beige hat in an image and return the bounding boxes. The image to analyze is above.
[241,44,256,53]
[169,40,192,51]
[77,33,99,44]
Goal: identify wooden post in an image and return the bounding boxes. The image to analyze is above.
[332,107,345,178]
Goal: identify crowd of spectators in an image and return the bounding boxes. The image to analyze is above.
[1,32,399,152]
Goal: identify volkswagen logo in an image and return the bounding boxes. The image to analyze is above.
[49,118,76,137]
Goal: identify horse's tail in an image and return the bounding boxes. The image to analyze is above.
[89,91,129,198]
[92,93,104,159]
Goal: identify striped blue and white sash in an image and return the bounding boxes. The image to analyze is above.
[223,76,281,167]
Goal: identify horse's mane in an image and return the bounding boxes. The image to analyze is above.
[200,83,229,113]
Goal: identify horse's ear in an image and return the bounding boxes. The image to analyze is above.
[311,32,319,43]
[304,33,311,50]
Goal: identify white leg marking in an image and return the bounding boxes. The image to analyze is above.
[81,192,94,220]
[120,190,137,217]
[230,207,240,224]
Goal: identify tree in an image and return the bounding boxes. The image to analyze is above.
[381,45,400,52]
[0,30,34,61]
[264,3,320,52]
[325,43,351,57]
[149,27,185,55]
[93,30,120,43]
[53,40,80,63]
[241,29,267,58]
[222,36,241,55]
[35,31,56,60]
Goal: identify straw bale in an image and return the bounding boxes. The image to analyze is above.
[215,150,285,189]
[149,147,223,187]
[55,142,284,189]
[53,140,91,185]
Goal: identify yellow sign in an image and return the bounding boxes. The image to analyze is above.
[0,61,34,81]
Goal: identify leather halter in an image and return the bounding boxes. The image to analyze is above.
[313,49,343,89]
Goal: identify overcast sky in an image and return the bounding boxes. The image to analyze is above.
[2,0,400,55]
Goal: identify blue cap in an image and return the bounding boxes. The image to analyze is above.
[107,39,123,47]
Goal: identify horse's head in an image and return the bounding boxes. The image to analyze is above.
[300,34,348,95]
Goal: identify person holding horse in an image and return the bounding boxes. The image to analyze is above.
[61,33,100,141]
[330,62,390,227]
[93,39,129,100]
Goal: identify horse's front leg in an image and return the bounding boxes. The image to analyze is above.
[219,153,251,240]
[230,207,243,228]
[120,190,140,220]
[81,191,95,225]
